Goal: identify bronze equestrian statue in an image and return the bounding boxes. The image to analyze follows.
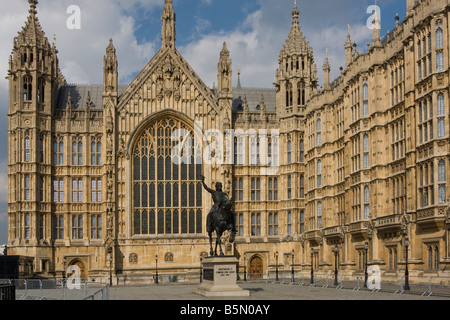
[201,176,237,256]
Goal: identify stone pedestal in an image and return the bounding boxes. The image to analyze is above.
[193,256,250,297]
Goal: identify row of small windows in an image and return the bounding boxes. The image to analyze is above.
[234,138,279,167]
[417,21,445,80]
[418,160,447,207]
[14,136,102,166]
[52,178,102,203]
[418,94,446,145]
[235,211,302,237]
[53,214,103,240]
[133,209,202,236]
[18,213,102,240]
[234,174,305,202]
[22,75,45,103]
[287,139,304,164]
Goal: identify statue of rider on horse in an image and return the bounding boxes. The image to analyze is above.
[201,176,237,257]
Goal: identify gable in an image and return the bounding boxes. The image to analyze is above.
[117,48,219,117]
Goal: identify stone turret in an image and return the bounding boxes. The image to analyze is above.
[275,0,317,118]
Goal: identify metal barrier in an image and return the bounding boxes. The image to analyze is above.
[0,279,110,300]
[236,271,450,298]
[0,285,16,300]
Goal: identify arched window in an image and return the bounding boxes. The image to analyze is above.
[91,138,102,165]
[437,94,445,138]
[438,160,446,204]
[72,138,83,165]
[317,160,322,187]
[54,138,64,165]
[300,211,305,234]
[24,135,30,162]
[363,78,369,117]
[299,139,304,163]
[317,202,322,229]
[133,117,202,236]
[24,175,30,201]
[363,134,369,168]
[364,186,370,219]
[287,140,292,164]
[23,75,32,101]
[300,175,305,198]
[317,118,322,146]
[436,21,443,49]
[37,78,45,103]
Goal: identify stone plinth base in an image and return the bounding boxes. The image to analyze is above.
[193,256,250,297]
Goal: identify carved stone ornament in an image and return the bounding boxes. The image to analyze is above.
[165,252,174,263]
[129,253,138,264]
[446,200,450,225]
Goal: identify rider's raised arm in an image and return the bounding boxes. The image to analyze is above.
[201,178,214,195]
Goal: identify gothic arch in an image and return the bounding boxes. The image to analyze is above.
[67,258,88,280]
[126,109,199,158]
[248,254,265,280]
[127,111,204,238]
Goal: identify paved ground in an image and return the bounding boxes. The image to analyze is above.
[108,282,450,300]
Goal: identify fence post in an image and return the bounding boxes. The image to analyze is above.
[84,282,88,298]
[353,277,360,291]
[428,277,433,297]
[62,280,66,300]
[323,274,329,288]
[310,275,315,287]
[39,280,43,299]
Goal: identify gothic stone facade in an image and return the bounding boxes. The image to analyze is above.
[7,0,450,282]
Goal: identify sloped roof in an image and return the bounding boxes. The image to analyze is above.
[55,84,277,114]
[55,85,127,110]
[232,87,276,113]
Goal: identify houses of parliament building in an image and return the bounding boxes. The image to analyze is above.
[6,0,450,283]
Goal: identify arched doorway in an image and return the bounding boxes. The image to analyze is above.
[249,256,264,280]
[67,259,88,280]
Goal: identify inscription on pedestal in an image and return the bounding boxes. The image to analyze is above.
[194,256,250,297]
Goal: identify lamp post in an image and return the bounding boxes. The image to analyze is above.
[364,241,369,288]
[107,246,113,287]
[63,257,66,282]
[200,257,203,283]
[155,255,159,285]
[244,253,247,282]
[334,244,339,287]
[291,250,295,284]
[275,251,279,282]
[310,248,314,285]
[404,236,410,291]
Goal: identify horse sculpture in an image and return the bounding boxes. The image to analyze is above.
[201,176,237,257]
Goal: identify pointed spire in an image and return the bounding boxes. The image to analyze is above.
[67,91,72,109]
[218,41,232,95]
[345,26,353,69]
[292,0,300,26]
[161,0,176,49]
[323,49,331,90]
[237,65,242,89]
[104,38,118,94]
[260,95,266,113]
[29,0,38,17]
[371,3,382,48]
[243,95,249,115]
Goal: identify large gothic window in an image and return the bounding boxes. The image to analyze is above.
[133,118,203,236]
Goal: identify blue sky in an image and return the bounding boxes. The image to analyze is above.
[0,0,406,244]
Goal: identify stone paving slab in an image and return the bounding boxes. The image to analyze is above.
[108,282,450,301]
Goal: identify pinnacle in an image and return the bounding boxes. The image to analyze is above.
[29,0,38,17]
